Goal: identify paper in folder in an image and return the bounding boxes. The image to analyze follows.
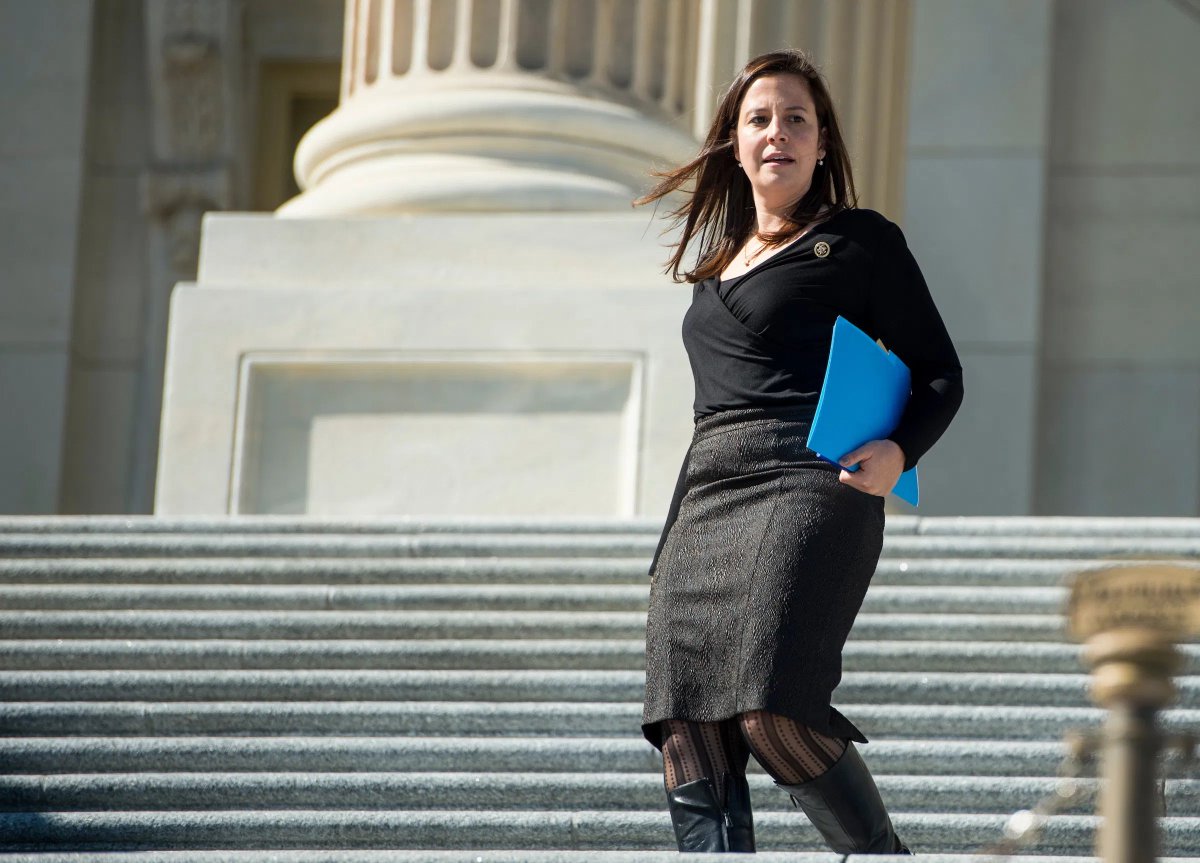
[807,316,920,506]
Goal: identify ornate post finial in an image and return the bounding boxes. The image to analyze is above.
[1067,563,1200,863]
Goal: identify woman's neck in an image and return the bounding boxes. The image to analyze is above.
[751,198,797,234]
[750,184,830,234]
[752,203,828,237]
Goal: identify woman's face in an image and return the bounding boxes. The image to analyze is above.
[731,73,826,210]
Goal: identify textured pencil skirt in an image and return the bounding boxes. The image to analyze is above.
[641,404,884,751]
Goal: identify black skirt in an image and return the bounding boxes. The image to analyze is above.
[642,405,884,750]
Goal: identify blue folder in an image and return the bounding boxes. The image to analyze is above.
[807,316,920,506]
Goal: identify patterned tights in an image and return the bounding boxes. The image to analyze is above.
[660,710,848,804]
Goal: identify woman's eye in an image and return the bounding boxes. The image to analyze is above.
[789,115,805,123]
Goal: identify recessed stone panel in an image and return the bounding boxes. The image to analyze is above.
[231,353,642,516]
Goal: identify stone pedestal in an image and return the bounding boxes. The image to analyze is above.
[157,0,704,516]
[155,212,692,516]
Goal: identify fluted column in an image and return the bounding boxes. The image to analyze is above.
[281,0,701,216]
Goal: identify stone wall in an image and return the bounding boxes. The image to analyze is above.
[0,0,94,513]
[1035,0,1200,515]
[899,0,1054,514]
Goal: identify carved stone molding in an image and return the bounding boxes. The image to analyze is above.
[142,0,243,271]
[141,167,233,272]
[134,0,246,516]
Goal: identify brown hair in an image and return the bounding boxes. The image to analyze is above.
[635,49,857,283]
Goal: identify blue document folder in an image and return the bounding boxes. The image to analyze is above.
[807,317,920,506]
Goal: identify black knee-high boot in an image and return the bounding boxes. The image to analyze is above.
[774,742,911,854]
[665,773,756,852]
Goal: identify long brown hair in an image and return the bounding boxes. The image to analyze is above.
[635,49,857,283]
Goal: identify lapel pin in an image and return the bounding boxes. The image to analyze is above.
[814,241,831,258]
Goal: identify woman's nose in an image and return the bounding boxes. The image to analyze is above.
[767,119,787,141]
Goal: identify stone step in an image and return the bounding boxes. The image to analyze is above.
[3,770,1197,816]
[4,809,1200,855]
[0,584,1076,614]
[4,669,1188,707]
[911,516,1200,538]
[6,853,1196,863]
[0,517,666,536]
[0,517,1195,861]
[0,640,652,672]
[0,557,1146,587]
[1,736,1191,777]
[0,610,1069,641]
[0,534,661,559]
[0,532,1195,560]
[7,701,1200,740]
[838,534,1200,561]
[0,852,1081,863]
[9,639,1190,674]
[2,514,1198,539]
[0,558,658,586]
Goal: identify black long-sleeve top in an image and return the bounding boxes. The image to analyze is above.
[682,207,964,470]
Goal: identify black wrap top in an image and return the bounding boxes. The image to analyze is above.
[682,207,964,470]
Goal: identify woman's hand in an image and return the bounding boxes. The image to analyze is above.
[837,439,906,497]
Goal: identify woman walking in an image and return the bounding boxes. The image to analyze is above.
[636,49,964,854]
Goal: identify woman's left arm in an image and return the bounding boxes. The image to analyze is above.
[839,219,964,495]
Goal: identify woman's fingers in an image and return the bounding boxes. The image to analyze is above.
[839,448,869,470]
[837,439,904,496]
[839,463,878,494]
[837,449,871,489]
[838,468,864,489]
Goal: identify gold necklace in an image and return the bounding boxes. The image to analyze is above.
[742,239,763,266]
[743,218,820,267]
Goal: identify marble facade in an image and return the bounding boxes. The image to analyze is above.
[1,0,1196,516]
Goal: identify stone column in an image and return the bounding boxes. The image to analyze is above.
[280,0,701,215]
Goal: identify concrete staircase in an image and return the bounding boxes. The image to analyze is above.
[1,515,1200,862]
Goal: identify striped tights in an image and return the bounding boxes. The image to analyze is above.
[660,711,847,804]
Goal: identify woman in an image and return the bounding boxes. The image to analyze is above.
[635,49,963,854]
